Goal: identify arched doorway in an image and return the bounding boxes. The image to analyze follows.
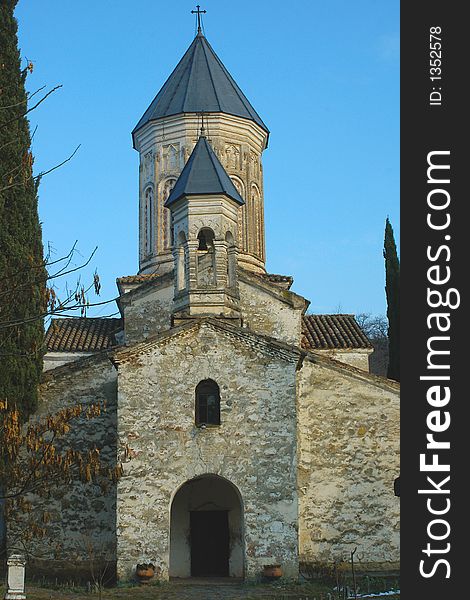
[169,474,244,579]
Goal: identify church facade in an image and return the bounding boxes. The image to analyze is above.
[14,23,399,582]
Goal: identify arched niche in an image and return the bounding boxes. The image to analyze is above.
[165,144,179,173]
[144,185,154,256]
[169,474,244,579]
[225,231,237,288]
[230,176,246,249]
[160,178,177,250]
[250,183,261,257]
[176,230,187,291]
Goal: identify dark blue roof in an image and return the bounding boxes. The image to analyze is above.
[165,136,244,207]
[133,33,269,139]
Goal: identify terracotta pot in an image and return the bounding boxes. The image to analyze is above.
[136,563,155,584]
[263,564,282,578]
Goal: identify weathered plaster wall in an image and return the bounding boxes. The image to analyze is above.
[239,280,303,346]
[8,357,118,578]
[297,358,400,568]
[312,350,372,372]
[43,351,93,371]
[123,282,174,344]
[116,321,299,581]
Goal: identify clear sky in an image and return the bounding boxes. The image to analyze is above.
[15,0,399,319]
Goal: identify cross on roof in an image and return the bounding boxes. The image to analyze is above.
[191,5,206,35]
[199,112,206,138]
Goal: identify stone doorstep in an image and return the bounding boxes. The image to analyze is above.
[169,576,244,585]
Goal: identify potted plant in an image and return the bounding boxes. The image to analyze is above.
[263,563,282,579]
[135,562,155,584]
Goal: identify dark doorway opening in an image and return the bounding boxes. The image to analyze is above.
[190,510,229,577]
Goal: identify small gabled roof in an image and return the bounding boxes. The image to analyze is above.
[132,33,269,140]
[302,314,372,350]
[165,135,244,207]
[45,318,123,352]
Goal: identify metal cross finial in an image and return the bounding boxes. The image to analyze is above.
[191,5,206,35]
[200,112,206,138]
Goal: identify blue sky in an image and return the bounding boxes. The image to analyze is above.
[15,0,399,318]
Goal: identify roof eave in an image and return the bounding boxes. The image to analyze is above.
[165,191,244,209]
[132,111,269,152]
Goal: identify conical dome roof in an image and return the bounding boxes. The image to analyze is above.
[132,33,269,139]
[165,135,244,207]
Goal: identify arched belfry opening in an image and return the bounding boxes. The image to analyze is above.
[196,228,216,287]
[169,474,244,579]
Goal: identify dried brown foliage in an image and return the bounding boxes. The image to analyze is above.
[0,399,122,548]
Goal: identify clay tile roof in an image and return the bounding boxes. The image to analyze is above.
[116,273,160,285]
[302,314,372,350]
[45,318,123,352]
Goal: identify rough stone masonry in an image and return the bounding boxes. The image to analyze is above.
[9,18,400,583]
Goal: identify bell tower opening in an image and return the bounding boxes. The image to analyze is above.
[196,228,216,287]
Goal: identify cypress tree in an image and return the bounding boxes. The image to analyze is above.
[0,1,46,417]
[384,217,400,381]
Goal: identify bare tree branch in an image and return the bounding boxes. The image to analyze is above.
[0,85,62,130]
[35,144,81,181]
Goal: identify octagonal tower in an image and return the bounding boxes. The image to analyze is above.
[132,30,269,276]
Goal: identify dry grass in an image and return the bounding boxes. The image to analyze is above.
[1,581,399,600]
[0,580,337,600]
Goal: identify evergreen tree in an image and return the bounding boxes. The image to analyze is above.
[384,218,400,381]
[0,0,46,417]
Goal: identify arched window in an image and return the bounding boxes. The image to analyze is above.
[230,176,245,249]
[195,379,220,426]
[161,178,176,250]
[144,186,153,256]
[176,230,187,291]
[251,184,261,256]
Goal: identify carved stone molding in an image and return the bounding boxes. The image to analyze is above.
[225,143,241,171]
[143,150,154,183]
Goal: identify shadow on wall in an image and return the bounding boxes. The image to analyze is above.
[368,339,389,377]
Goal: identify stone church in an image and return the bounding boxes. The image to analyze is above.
[15,19,399,582]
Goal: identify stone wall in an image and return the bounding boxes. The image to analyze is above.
[312,349,372,372]
[238,279,303,346]
[15,311,400,583]
[297,357,400,569]
[7,356,118,580]
[43,351,93,371]
[122,280,174,344]
[120,270,306,349]
[115,320,300,580]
